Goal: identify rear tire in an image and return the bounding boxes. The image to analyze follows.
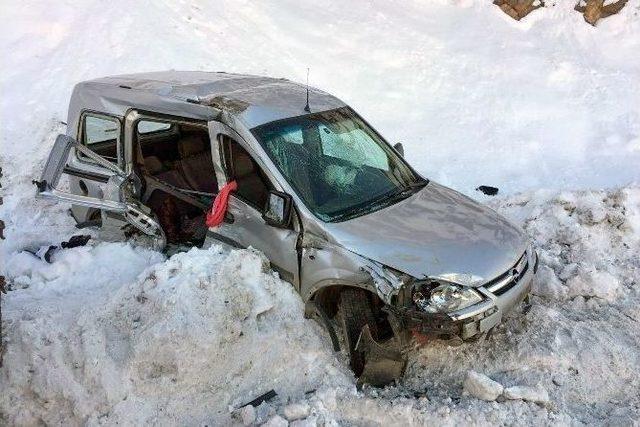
[338,288,379,377]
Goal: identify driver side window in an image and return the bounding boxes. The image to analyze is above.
[222,136,272,210]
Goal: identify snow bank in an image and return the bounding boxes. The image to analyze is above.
[490,187,639,303]
[2,186,639,425]
[0,245,350,425]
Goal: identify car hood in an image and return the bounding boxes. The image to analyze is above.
[325,182,528,284]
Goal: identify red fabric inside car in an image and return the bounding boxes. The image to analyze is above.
[206,180,237,228]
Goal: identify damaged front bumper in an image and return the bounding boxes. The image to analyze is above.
[388,250,537,341]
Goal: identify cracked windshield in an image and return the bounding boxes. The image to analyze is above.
[253,107,424,221]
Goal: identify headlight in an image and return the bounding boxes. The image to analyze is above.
[412,281,483,314]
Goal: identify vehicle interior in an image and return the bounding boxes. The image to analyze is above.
[220,134,272,210]
[133,120,272,247]
[134,120,216,246]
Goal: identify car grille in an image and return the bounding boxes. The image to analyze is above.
[484,251,529,296]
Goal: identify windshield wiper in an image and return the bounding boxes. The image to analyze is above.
[329,188,399,222]
[328,178,428,222]
[330,181,426,222]
[402,178,428,192]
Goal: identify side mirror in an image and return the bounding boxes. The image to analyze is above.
[393,142,404,157]
[263,190,293,228]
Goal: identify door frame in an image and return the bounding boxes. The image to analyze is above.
[207,120,303,288]
[35,133,166,249]
[122,109,210,176]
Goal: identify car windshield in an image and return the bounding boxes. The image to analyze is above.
[252,107,426,222]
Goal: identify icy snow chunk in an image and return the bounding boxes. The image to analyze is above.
[462,371,504,401]
[577,194,607,225]
[533,266,566,299]
[565,269,620,301]
[290,417,317,427]
[239,405,256,426]
[283,402,310,421]
[255,402,277,425]
[503,385,550,404]
[558,263,578,281]
[263,414,289,427]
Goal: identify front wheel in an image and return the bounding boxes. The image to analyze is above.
[337,288,407,386]
[337,288,379,377]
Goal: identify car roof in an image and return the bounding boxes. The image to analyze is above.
[68,71,346,130]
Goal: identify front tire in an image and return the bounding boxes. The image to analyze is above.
[337,288,379,377]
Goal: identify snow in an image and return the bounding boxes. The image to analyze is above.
[3,187,638,425]
[263,414,289,427]
[238,405,257,426]
[1,246,351,425]
[462,371,504,401]
[463,372,551,404]
[1,0,640,425]
[283,402,311,421]
[503,385,550,404]
[1,1,639,196]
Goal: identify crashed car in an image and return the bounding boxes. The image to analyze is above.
[36,71,537,385]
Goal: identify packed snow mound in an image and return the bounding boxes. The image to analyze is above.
[2,186,639,425]
[4,240,160,292]
[491,187,639,302]
[0,245,350,425]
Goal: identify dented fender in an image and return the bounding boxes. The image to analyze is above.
[361,262,407,305]
[300,232,408,305]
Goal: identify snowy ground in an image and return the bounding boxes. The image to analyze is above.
[1,187,639,425]
[1,0,639,426]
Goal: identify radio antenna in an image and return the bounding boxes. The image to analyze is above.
[304,68,311,112]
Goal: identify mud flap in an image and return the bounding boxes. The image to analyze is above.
[355,324,406,387]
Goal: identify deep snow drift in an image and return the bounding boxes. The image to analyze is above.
[1,245,351,425]
[1,187,639,425]
[1,0,640,425]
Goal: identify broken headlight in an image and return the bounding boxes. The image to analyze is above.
[412,281,483,314]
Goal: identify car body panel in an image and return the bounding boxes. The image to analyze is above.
[322,181,528,284]
[208,195,301,286]
[298,233,375,301]
[35,134,166,248]
[66,71,345,135]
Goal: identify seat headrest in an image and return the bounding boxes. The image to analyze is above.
[234,150,256,178]
[144,156,164,175]
[178,134,207,157]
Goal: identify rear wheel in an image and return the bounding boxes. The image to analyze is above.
[337,288,379,377]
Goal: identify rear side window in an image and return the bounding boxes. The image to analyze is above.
[137,121,172,134]
[84,116,118,145]
[80,114,120,164]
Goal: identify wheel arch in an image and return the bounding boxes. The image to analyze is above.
[307,282,385,319]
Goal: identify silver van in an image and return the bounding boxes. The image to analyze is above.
[36,71,537,385]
